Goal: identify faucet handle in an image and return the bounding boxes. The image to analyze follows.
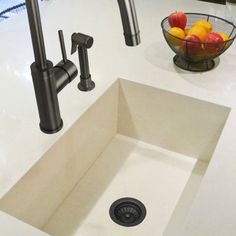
[58,30,68,64]
[71,33,94,54]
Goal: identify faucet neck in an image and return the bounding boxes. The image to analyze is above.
[25,0,47,70]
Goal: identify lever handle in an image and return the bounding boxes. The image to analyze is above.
[58,30,67,64]
[71,33,94,55]
[55,30,78,93]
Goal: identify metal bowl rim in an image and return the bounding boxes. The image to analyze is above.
[161,12,236,44]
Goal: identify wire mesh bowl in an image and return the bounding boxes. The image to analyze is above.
[0,3,26,22]
[161,13,236,72]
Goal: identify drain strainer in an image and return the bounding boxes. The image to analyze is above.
[109,197,146,227]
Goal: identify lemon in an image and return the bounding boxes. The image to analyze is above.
[192,19,212,33]
[217,32,229,41]
[168,27,185,45]
[188,25,208,41]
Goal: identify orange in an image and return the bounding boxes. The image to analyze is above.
[217,32,229,41]
[168,27,185,45]
[188,25,208,41]
[192,20,212,33]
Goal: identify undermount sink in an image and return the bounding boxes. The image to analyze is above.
[0,79,230,236]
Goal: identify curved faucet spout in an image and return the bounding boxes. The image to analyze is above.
[117,0,141,46]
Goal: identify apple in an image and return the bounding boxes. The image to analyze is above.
[204,32,224,53]
[183,34,202,56]
[168,12,187,30]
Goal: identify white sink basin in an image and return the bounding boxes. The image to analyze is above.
[0,79,230,236]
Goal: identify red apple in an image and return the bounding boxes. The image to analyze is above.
[204,32,224,53]
[168,12,187,30]
[183,34,202,56]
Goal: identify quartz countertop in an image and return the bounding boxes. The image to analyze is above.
[0,0,236,235]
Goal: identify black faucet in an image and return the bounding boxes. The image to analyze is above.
[25,0,140,134]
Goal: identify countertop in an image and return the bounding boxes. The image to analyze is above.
[0,0,236,235]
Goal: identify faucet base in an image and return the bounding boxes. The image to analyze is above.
[40,119,63,134]
[78,76,95,91]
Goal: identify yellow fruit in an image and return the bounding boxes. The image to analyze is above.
[192,19,212,33]
[168,27,185,45]
[184,28,190,35]
[188,25,208,41]
[217,32,229,41]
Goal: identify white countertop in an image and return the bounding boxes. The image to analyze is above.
[0,0,236,235]
[0,211,49,236]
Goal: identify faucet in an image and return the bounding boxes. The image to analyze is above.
[25,0,140,134]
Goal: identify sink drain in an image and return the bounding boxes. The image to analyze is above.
[109,197,146,227]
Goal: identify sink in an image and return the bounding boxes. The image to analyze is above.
[0,79,230,236]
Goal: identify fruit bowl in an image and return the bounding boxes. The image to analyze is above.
[161,13,236,72]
